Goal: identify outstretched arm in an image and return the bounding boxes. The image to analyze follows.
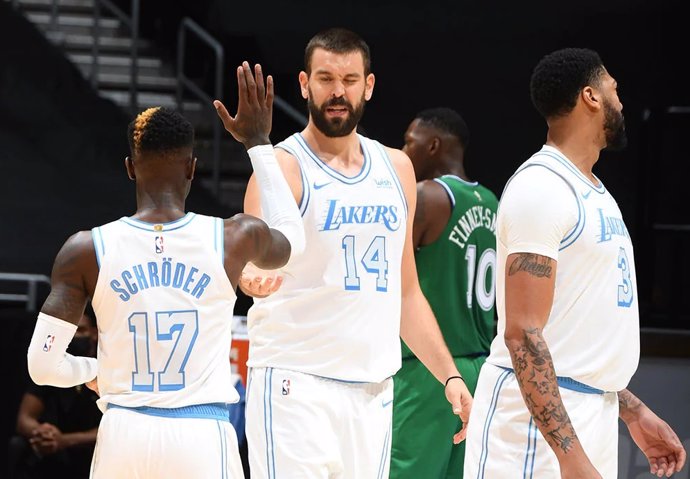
[619,389,686,477]
[215,62,304,289]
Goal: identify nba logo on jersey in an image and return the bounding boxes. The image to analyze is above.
[282,379,291,396]
[43,334,55,352]
[155,236,164,254]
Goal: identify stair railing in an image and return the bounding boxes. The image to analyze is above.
[176,17,224,197]
[91,0,139,114]
[0,272,51,312]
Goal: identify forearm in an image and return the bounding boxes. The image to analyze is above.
[618,388,644,424]
[60,428,98,449]
[16,417,41,438]
[400,291,459,384]
[506,327,585,462]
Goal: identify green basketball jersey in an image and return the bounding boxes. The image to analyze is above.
[402,175,499,359]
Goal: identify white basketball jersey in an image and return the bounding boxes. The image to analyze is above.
[247,133,408,382]
[91,213,239,411]
[488,146,640,392]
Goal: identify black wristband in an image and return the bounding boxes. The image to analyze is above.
[445,375,465,388]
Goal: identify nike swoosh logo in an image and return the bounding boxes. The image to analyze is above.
[313,181,332,190]
[581,190,592,199]
[382,399,393,408]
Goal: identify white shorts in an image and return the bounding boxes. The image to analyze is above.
[246,367,393,479]
[91,403,244,479]
[464,363,619,479]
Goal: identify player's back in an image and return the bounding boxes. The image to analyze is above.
[407,175,498,359]
[90,213,239,411]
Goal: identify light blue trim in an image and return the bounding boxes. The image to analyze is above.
[119,213,197,231]
[262,368,276,479]
[376,421,392,479]
[295,133,372,184]
[498,367,605,394]
[91,227,104,268]
[276,141,310,216]
[522,417,537,479]
[216,420,227,479]
[477,369,511,479]
[375,140,408,218]
[509,163,586,251]
[535,148,606,194]
[106,402,230,421]
[216,217,225,264]
[433,178,456,208]
[268,368,276,479]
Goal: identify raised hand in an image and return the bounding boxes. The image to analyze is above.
[214,61,274,150]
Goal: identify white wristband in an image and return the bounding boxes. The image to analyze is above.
[247,144,305,258]
[27,312,98,387]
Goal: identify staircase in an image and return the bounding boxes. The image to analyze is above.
[10,0,252,213]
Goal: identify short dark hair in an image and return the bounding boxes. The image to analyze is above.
[304,28,371,75]
[530,48,606,119]
[415,107,470,149]
[127,107,194,155]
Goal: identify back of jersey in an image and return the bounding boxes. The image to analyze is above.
[404,175,498,359]
[91,213,239,411]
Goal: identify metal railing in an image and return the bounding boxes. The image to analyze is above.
[92,0,139,114]
[176,17,224,197]
[176,17,308,199]
[0,272,51,312]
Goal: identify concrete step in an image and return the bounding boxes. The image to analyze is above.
[99,89,205,113]
[27,11,120,36]
[68,52,164,76]
[80,70,178,91]
[15,0,94,13]
[45,30,152,53]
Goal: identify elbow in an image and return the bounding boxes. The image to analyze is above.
[27,353,52,386]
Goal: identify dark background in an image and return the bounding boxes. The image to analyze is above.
[1,0,688,473]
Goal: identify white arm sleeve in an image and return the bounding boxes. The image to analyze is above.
[248,144,306,258]
[27,313,98,387]
[498,165,580,260]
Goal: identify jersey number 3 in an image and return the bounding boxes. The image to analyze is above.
[129,310,199,391]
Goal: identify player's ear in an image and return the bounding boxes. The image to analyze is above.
[125,156,135,180]
[188,157,197,180]
[364,73,375,101]
[299,71,309,99]
[581,86,600,112]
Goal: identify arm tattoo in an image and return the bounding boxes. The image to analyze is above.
[508,327,579,455]
[508,254,553,278]
[618,389,644,422]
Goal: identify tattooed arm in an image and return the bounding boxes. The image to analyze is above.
[619,389,686,477]
[504,252,601,478]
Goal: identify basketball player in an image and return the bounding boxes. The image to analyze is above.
[214,28,473,478]
[390,108,498,479]
[26,63,305,478]
[463,48,686,478]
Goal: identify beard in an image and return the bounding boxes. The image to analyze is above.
[308,89,366,137]
[603,97,627,151]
